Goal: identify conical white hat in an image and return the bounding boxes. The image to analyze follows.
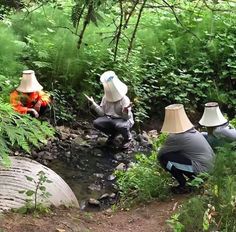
[161,104,194,133]
[16,70,43,93]
[100,71,128,102]
[199,102,227,127]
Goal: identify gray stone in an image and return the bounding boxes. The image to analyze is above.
[114,153,124,161]
[88,183,102,191]
[109,193,116,199]
[107,174,116,181]
[99,193,109,200]
[93,173,104,178]
[115,163,126,171]
[88,198,100,206]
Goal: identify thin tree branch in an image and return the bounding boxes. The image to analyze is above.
[113,0,124,61]
[162,0,201,40]
[77,0,93,50]
[126,0,147,61]
[123,0,139,29]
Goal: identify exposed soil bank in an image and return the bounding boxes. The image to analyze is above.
[0,195,185,232]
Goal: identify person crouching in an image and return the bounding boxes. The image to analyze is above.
[158,104,215,194]
[85,70,134,149]
[10,70,51,118]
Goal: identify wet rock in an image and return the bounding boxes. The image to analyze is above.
[92,148,103,157]
[59,132,70,141]
[115,163,126,171]
[93,173,104,178]
[88,198,100,206]
[99,193,109,200]
[65,151,71,158]
[96,137,107,146]
[113,153,124,161]
[109,193,116,199]
[43,151,54,161]
[76,164,86,171]
[70,133,78,139]
[147,129,159,139]
[107,174,116,181]
[85,134,98,140]
[73,136,88,146]
[88,183,102,191]
[80,200,87,210]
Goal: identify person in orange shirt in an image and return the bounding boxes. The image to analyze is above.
[10,70,51,118]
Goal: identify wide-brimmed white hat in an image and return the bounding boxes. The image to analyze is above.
[16,70,43,93]
[100,71,127,102]
[199,102,227,127]
[161,104,194,133]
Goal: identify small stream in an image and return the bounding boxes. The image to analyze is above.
[48,149,119,201]
[37,124,153,210]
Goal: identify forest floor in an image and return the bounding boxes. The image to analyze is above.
[0,195,186,232]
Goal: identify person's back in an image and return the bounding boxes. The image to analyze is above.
[158,104,215,194]
[160,129,215,174]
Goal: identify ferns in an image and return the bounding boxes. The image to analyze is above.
[0,98,54,165]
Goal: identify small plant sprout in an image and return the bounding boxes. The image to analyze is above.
[18,170,53,213]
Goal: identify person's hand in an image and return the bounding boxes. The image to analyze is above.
[34,100,42,112]
[122,102,132,113]
[28,108,39,118]
[84,94,95,104]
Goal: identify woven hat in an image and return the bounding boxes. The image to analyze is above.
[161,104,194,133]
[16,70,43,93]
[199,102,227,127]
[100,71,127,102]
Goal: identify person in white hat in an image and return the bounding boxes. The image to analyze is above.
[10,70,51,118]
[85,70,134,149]
[158,104,214,194]
[199,102,236,147]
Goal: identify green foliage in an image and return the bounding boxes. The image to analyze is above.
[18,170,52,214]
[115,133,170,206]
[170,142,236,232]
[1,1,236,125]
[166,213,185,232]
[0,98,54,165]
[0,21,24,100]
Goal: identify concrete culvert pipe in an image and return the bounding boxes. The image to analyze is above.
[0,156,79,212]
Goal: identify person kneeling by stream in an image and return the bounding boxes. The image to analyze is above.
[10,70,51,118]
[85,70,134,149]
[158,104,215,194]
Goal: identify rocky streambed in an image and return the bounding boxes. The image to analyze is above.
[13,120,159,211]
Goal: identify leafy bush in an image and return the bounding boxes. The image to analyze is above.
[168,142,236,232]
[115,133,170,206]
[0,99,54,166]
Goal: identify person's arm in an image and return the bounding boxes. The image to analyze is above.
[10,91,39,117]
[84,94,105,116]
[214,126,236,141]
[121,96,133,120]
[38,91,51,106]
[10,91,29,114]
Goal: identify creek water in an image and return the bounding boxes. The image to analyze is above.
[48,147,125,207]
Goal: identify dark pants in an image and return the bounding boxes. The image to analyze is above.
[158,152,196,186]
[93,116,132,141]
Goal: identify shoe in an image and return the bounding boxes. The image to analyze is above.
[170,185,192,194]
[121,139,132,149]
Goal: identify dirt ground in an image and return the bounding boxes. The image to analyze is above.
[0,196,185,232]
